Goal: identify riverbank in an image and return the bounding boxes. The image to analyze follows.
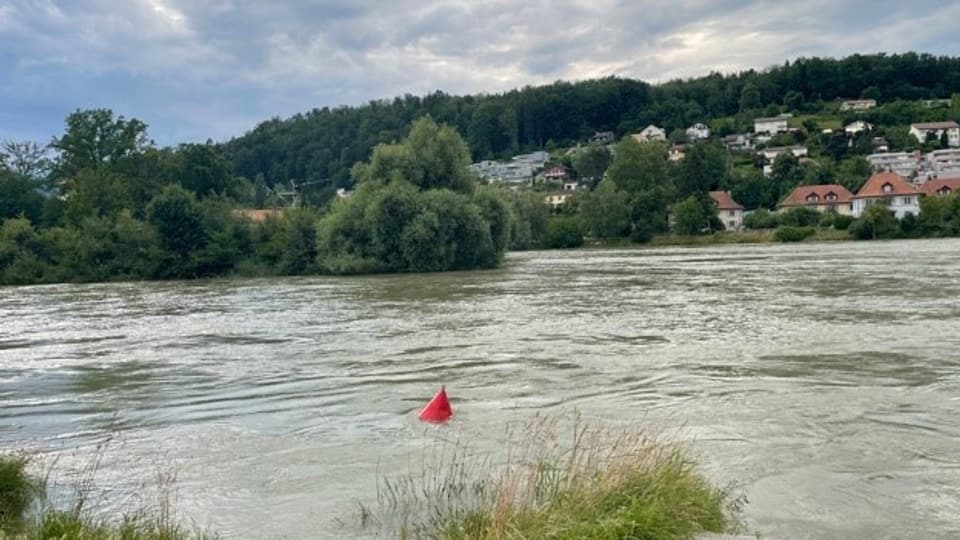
[580,228,851,249]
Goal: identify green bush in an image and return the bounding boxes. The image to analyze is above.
[779,207,822,227]
[743,209,780,229]
[0,454,35,530]
[774,225,815,242]
[545,216,584,248]
[832,214,855,230]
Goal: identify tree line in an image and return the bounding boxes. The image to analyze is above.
[0,112,538,285]
[224,52,960,188]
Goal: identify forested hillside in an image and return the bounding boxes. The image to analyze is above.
[224,53,960,187]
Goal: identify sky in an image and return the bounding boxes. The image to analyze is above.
[2,0,960,147]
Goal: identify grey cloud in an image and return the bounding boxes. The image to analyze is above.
[1,0,960,144]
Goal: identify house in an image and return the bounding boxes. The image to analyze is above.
[760,145,809,176]
[543,166,570,182]
[723,133,754,152]
[778,184,855,215]
[839,99,877,111]
[686,123,711,140]
[545,192,575,210]
[852,172,921,218]
[909,121,960,147]
[668,144,686,162]
[844,121,873,135]
[632,125,667,142]
[920,177,960,197]
[709,191,744,231]
[562,179,579,191]
[754,116,789,135]
[590,131,615,144]
[867,151,922,178]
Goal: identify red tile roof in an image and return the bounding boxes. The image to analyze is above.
[709,191,744,210]
[779,184,854,207]
[853,172,918,198]
[920,177,960,196]
[233,208,286,222]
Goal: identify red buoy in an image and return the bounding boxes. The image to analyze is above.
[418,386,453,423]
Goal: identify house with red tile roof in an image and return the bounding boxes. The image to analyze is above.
[778,184,855,215]
[920,177,960,197]
[852,172,921,218]
[709,191,744,231]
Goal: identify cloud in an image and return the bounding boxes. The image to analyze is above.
[1,0,959,145]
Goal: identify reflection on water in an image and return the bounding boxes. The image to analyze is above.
[2,239,960,539]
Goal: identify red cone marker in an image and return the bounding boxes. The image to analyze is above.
[418,386,453,423]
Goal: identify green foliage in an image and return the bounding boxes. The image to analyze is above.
[0,453,36,531]
[774,225,816,242]
[918,193,960,236]
[0,218,54,285]
[504,191,549,250]
[671,194,721,235]
[606,137,670,194]
[571,144,612,186]
[579,179,631,238]
[50,108,151,182]
[317,120,507,273]
[0,171,44,223]
[675,142,725,197]
[831,214,855,231]
[779,207,822,227]
[743,209,781,229]
[849,203,899,239]
[172,143,233,197]
[146,185,207,277]
[545,216,584,248]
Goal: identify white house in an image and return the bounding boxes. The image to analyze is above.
[686,123,711,140]
[754,116,789,135]
[760,146,809,176]
[909,121,960,147]
[927,148,960,177]
[839,99,877,111]
[709,191,744,231]
[632,125,667,142]
[844,121,873,135]
[851,172,922,219]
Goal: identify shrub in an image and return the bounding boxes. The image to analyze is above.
[0,454,36,530]
[743,209,781,229]
[832,214,855,230]
[545,216,584,248]
[779,207,822,227]
[774,225,815,242]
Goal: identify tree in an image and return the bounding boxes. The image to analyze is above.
[1,140,51,181]
[783,90,804,111]
[580,179,631,238]
[0,170,44,223]
[606,137,669,194]
[572,144,612,187]
[172,143,233,197]
[671,194,720,235]
[739,82,762,112]
[850,203,898,240]
[146,184,207,276]
[675,142,726,197]
[545,216,583,248]
[50,109,151,181]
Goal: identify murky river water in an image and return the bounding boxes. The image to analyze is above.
[2,239,960,539]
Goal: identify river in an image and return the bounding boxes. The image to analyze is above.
[1,239,959,539]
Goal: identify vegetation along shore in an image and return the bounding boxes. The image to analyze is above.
[3,52,960,287]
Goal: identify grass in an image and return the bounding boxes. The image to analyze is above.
[0,453,213,540]
[787,114,842,131]
[364,414,742,540]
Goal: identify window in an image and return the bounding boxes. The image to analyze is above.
[806,193,820,202]
[882,183,893,193]
[826,192,837,201]
[729,210,735,217]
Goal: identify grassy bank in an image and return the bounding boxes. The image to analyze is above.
[368,415,742,539]
[0,453,212,540]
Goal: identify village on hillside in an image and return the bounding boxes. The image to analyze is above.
[466,97,960,232]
